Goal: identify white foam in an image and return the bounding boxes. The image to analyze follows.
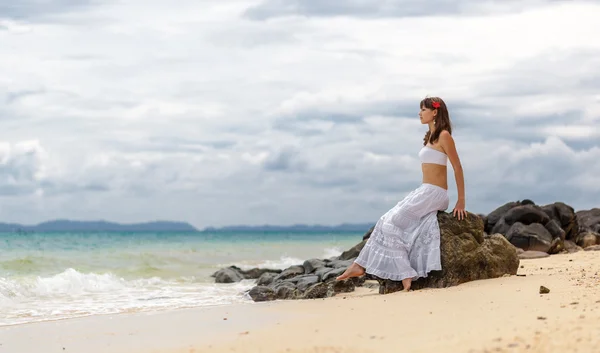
[322,247,343,259]
[0,269,255,326]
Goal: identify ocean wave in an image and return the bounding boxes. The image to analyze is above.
[0,268,254,326]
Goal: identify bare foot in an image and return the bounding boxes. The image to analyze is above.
[402,278,412,292]
[336,263,365,281]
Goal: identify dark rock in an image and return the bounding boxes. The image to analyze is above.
[303,259,325,273]
[331,278,356,293]
[314,267,334,281]
[485,201,520,234]
[504,205,550,226]
[212,266,281,283]
[276,285,298,299]
[378,211,520,294]
[296,276,320,291]
[490,217,511,236]
[506,222,553,253]
[248,286,276,302]
[256,272,278,286]
[322,267,346,282]
[575,231,600,248]
[539,286,550,294]
[327,259,354,269]
[575,208,600,233]
[242,268,282,279]
[213,267,244,283]
[273,265,305,282]
[542,202,578,240]
[302,283,331,299]
[338,240,367,261]
[362,225,375,241]
[544,219,566,241]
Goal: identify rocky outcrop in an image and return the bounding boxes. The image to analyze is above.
[483,200,584,254]
[223,210,519,301]
[213,201,600,302]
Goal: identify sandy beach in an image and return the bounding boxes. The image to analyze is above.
[1,249,598,353]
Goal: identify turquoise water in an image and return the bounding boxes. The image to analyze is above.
[0,231,361,326]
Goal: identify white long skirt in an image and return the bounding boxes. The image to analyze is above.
[355,183,449,281]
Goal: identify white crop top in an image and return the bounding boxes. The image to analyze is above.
[419,146,447,166]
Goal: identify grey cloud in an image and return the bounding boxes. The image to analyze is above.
[0,0,97,21]
[4,89,46,104]
[263,147,307,172]
[243,0,579,20]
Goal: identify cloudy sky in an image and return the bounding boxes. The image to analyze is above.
[1,0,599,228]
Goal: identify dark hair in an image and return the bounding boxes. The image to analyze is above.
[420,96,452,146]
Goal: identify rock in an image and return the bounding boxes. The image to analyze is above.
[296,276,320,291]
[314,267,334,281]
[539,286,550,294]
[303,259,326,273]
[242,268,283,279]
[213,267,244,283]
[518,251,550,259]
[273,265,305,282]
[576,231,600,248]
[505,222,553,253]
[544,219,566,241]
[575,208,600,233]
[212,266,282,283]
[485,201,521,234]
[504,205,550,226]
[327,259,354,269]
[338,240,367,260]
[542,202,578,240]
[322,268,346,281]
[584,245,600,251]
[248,286,276,302]
[378,211,520,294]
[362,225,375,241]
[302,283,331,299]
[490,217,511,237]
[256,272,278,286]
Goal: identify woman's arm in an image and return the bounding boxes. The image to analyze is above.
[439,130,466,220]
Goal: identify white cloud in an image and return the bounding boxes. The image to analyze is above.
[0,0,599,227]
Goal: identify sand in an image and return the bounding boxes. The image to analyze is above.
[1,250,598,353]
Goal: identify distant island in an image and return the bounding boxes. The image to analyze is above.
[0,220,198,233]
[0,220,375,233]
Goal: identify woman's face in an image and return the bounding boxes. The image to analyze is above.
[419,105,437,124]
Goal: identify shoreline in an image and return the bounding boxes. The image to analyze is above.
[1,250,598,353]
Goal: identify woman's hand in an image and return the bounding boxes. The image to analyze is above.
[453,199,466,220]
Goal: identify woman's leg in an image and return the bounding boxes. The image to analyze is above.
[402,278,412,291]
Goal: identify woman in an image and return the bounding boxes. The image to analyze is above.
[337,96,466,291]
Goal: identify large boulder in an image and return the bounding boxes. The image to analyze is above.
[378,211,520,294]
[542,202,579,240]
[576,208,600,233]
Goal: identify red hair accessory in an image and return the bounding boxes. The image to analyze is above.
[432,101,441,109]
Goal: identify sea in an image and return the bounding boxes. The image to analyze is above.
[0,231,362,326]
